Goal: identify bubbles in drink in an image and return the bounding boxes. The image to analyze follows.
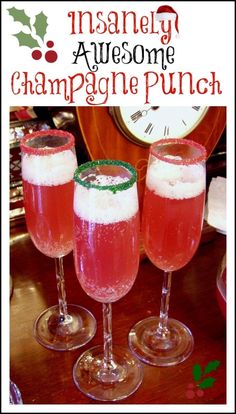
[146,158,205,200]
[74,175,138,224]
[30,237,73,258]
[22,150,77,186]
[77,276,135,303]
[82,174,129,186]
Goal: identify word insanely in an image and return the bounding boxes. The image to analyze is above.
[72,42,175,72]
[11,71,222,105]
[68,11,174,44]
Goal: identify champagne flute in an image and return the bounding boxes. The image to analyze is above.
[9,380,23,404]
[129,138,206,366]
[72,160,143,401]
[20,130,96,351]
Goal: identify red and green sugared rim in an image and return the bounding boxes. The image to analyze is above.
[150,138,207,165]
[20,129,75,155]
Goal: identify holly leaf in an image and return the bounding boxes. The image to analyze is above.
[193,364,202,382]
[198,377,216,389]
[7,7,31,30]
[33,12,48,41]
[13,31,40,49]
[203,360,220,375]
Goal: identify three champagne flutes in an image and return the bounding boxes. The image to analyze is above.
[20,130,206,401]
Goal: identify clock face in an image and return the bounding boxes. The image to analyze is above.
[110,106,209,146]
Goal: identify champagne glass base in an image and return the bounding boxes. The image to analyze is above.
[73,345,143,401]
[33,304,96,351]
[10,381,23,404]
[129,316,194,366]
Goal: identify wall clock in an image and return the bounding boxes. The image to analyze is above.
[76,106,226,206]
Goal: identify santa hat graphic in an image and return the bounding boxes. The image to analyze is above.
[156,5,179,35]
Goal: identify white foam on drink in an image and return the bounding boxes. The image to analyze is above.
[146,157,205,199]
[74,175,138,224]
[85,174,129,187]
[22,150,77,186]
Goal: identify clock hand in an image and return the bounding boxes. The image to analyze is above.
[141,106,160,115]
[130,106,156,122]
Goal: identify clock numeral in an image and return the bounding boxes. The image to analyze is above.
[182,119,187,126]
[164,126,170,137]
[192,106,201,111]
[144,123,154,135]
[130,110,143,123]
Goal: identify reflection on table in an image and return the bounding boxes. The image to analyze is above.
[10,221,226,405]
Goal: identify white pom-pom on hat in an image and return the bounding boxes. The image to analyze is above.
[156,5,179,37]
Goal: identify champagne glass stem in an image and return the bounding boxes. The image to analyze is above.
[103,303,113,370]
[157,271,172,337]
[55,257,68,321]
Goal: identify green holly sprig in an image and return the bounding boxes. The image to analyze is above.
[8,7,48,48]
[193,360,220,389]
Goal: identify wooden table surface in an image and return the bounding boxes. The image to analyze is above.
[10,220,227,406]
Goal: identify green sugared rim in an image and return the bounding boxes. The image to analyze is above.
[74,159,137,193]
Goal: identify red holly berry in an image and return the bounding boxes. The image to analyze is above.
[45,50,58,63]
[46,40,54,48]
[32,50,42,60]
[186,390,195,399]
[196,389,204,397]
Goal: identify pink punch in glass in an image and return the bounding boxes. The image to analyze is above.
[73,160,143,402]
[74,209,139,303]
[20,130,96,351]
[129,138,206,367]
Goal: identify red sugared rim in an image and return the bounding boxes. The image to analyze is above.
[20,129,75,155]
[150,138,207,165]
